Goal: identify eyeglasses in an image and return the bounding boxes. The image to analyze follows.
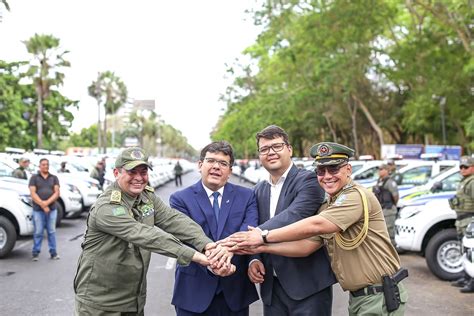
[258,142,287,155]
[316,163,347,176]
[204,158,231,169]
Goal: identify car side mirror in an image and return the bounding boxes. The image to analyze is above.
[431,181,443,192]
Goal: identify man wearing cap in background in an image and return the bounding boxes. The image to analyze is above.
[12,157,30,179]
[90,159,105,188]
[226,142,408,315]
[449,155,474,293]
[74,147,234,315]
[373,163,399,246]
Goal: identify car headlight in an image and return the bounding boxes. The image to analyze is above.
[398,206,423,219]
[66,184,81,195]
[20,194,33,207]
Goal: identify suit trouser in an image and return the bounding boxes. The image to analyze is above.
[264,277,332,316]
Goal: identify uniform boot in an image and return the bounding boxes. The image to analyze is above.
[460,278,474,293]
[451,276,469,287]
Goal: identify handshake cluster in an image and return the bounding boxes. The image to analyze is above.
[192,227,264,277]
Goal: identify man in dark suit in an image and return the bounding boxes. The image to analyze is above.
[170,141,259,315]
[249,125,336,315]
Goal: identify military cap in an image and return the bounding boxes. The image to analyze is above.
[310,142,355,166]
[460,156,474,167]
[379,163,390,170]
[115,147,152,170]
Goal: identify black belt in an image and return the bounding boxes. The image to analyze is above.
[350,268,408,297]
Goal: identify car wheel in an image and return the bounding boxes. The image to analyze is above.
[0,216,17,258]
[425,228,463,280]
[56,202,64,227]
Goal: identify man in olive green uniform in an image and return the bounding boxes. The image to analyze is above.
[449,155,474,293]
[226,142,408,315]
[74,147,233,315]
[12,157,30,179]
[373,164,399,246]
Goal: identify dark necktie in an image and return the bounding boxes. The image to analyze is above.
[212,192,220,221]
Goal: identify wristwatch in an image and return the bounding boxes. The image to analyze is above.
[261,229,270,243]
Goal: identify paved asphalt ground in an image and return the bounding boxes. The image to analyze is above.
[0,171,472,315]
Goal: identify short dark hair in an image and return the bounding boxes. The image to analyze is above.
[200,141,234,166]
[255,125,290,148]
[39,158,49,164]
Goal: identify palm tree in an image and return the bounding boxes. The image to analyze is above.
[23,34,70,148]
[88,71,127,153]
[0,0,10,22]
[88,75,104,152]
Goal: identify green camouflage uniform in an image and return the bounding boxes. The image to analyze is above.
[74,181,213,314]
[450,174,474,236]
[12,167,27,179]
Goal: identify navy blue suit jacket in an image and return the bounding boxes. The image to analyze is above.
[255,165,337,305]
[170,181,259,313]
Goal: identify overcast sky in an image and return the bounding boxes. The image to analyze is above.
[0,0,261,150]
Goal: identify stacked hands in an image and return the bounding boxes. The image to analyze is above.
[193,227,267,280]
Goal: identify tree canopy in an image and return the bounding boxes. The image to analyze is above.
[212,0,473,158]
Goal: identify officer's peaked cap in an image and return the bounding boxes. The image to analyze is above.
[310,142,355,166]
[460,156,474,167]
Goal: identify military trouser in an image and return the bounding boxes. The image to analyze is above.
[455,214,474,237]
[75,299,144,316]
[348,282,408,315]
[383,206,397,245]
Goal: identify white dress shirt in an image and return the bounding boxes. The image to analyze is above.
[267,164,292,219]
[202,182,224,208]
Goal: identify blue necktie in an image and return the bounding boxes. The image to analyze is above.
[212,192,220,221]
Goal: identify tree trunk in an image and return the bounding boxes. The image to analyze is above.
[347,98,359,156]
[352,94,385,147]
[97,100,101,154]
[36,85,43,149]
[323,113,338,142]
[103,115,107,153]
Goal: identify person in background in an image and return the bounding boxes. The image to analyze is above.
[90,160,105,188]
[174,160,183,187]
[12,157,30,179]
[29,158,60,261]
[373,164,399,246]
[449,156,474,293]
[170,141,258,315]
[58,161,70,173]
[74,147,234,315]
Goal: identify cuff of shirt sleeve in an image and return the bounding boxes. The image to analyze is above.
[195,237,214,253]
[249,258,261,267]
[176,246,196,266]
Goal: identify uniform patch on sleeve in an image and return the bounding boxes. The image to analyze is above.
[334,194,347,206]
[112,206,127,216]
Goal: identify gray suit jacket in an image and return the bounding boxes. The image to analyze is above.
[254,164,337,304]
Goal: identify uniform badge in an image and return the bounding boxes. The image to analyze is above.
[131,150,144,160]
[113,206,126,216]
[110,190,121,204]
[140,204,154,217]
[334,194,347,206]
[318,144,331,157]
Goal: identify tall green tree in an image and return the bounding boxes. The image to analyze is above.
[87,71,127,153]
[23,34,70,148]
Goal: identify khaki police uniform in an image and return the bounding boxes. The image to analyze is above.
[74,181,213,314]
[310,142,408,315]
[373,172,399,244]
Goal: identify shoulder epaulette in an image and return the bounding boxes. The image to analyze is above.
[110,190,122,204]
[145,185,154,192]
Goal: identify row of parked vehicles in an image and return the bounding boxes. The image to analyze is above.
[0,151,194,258]
[235,155,469,281]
